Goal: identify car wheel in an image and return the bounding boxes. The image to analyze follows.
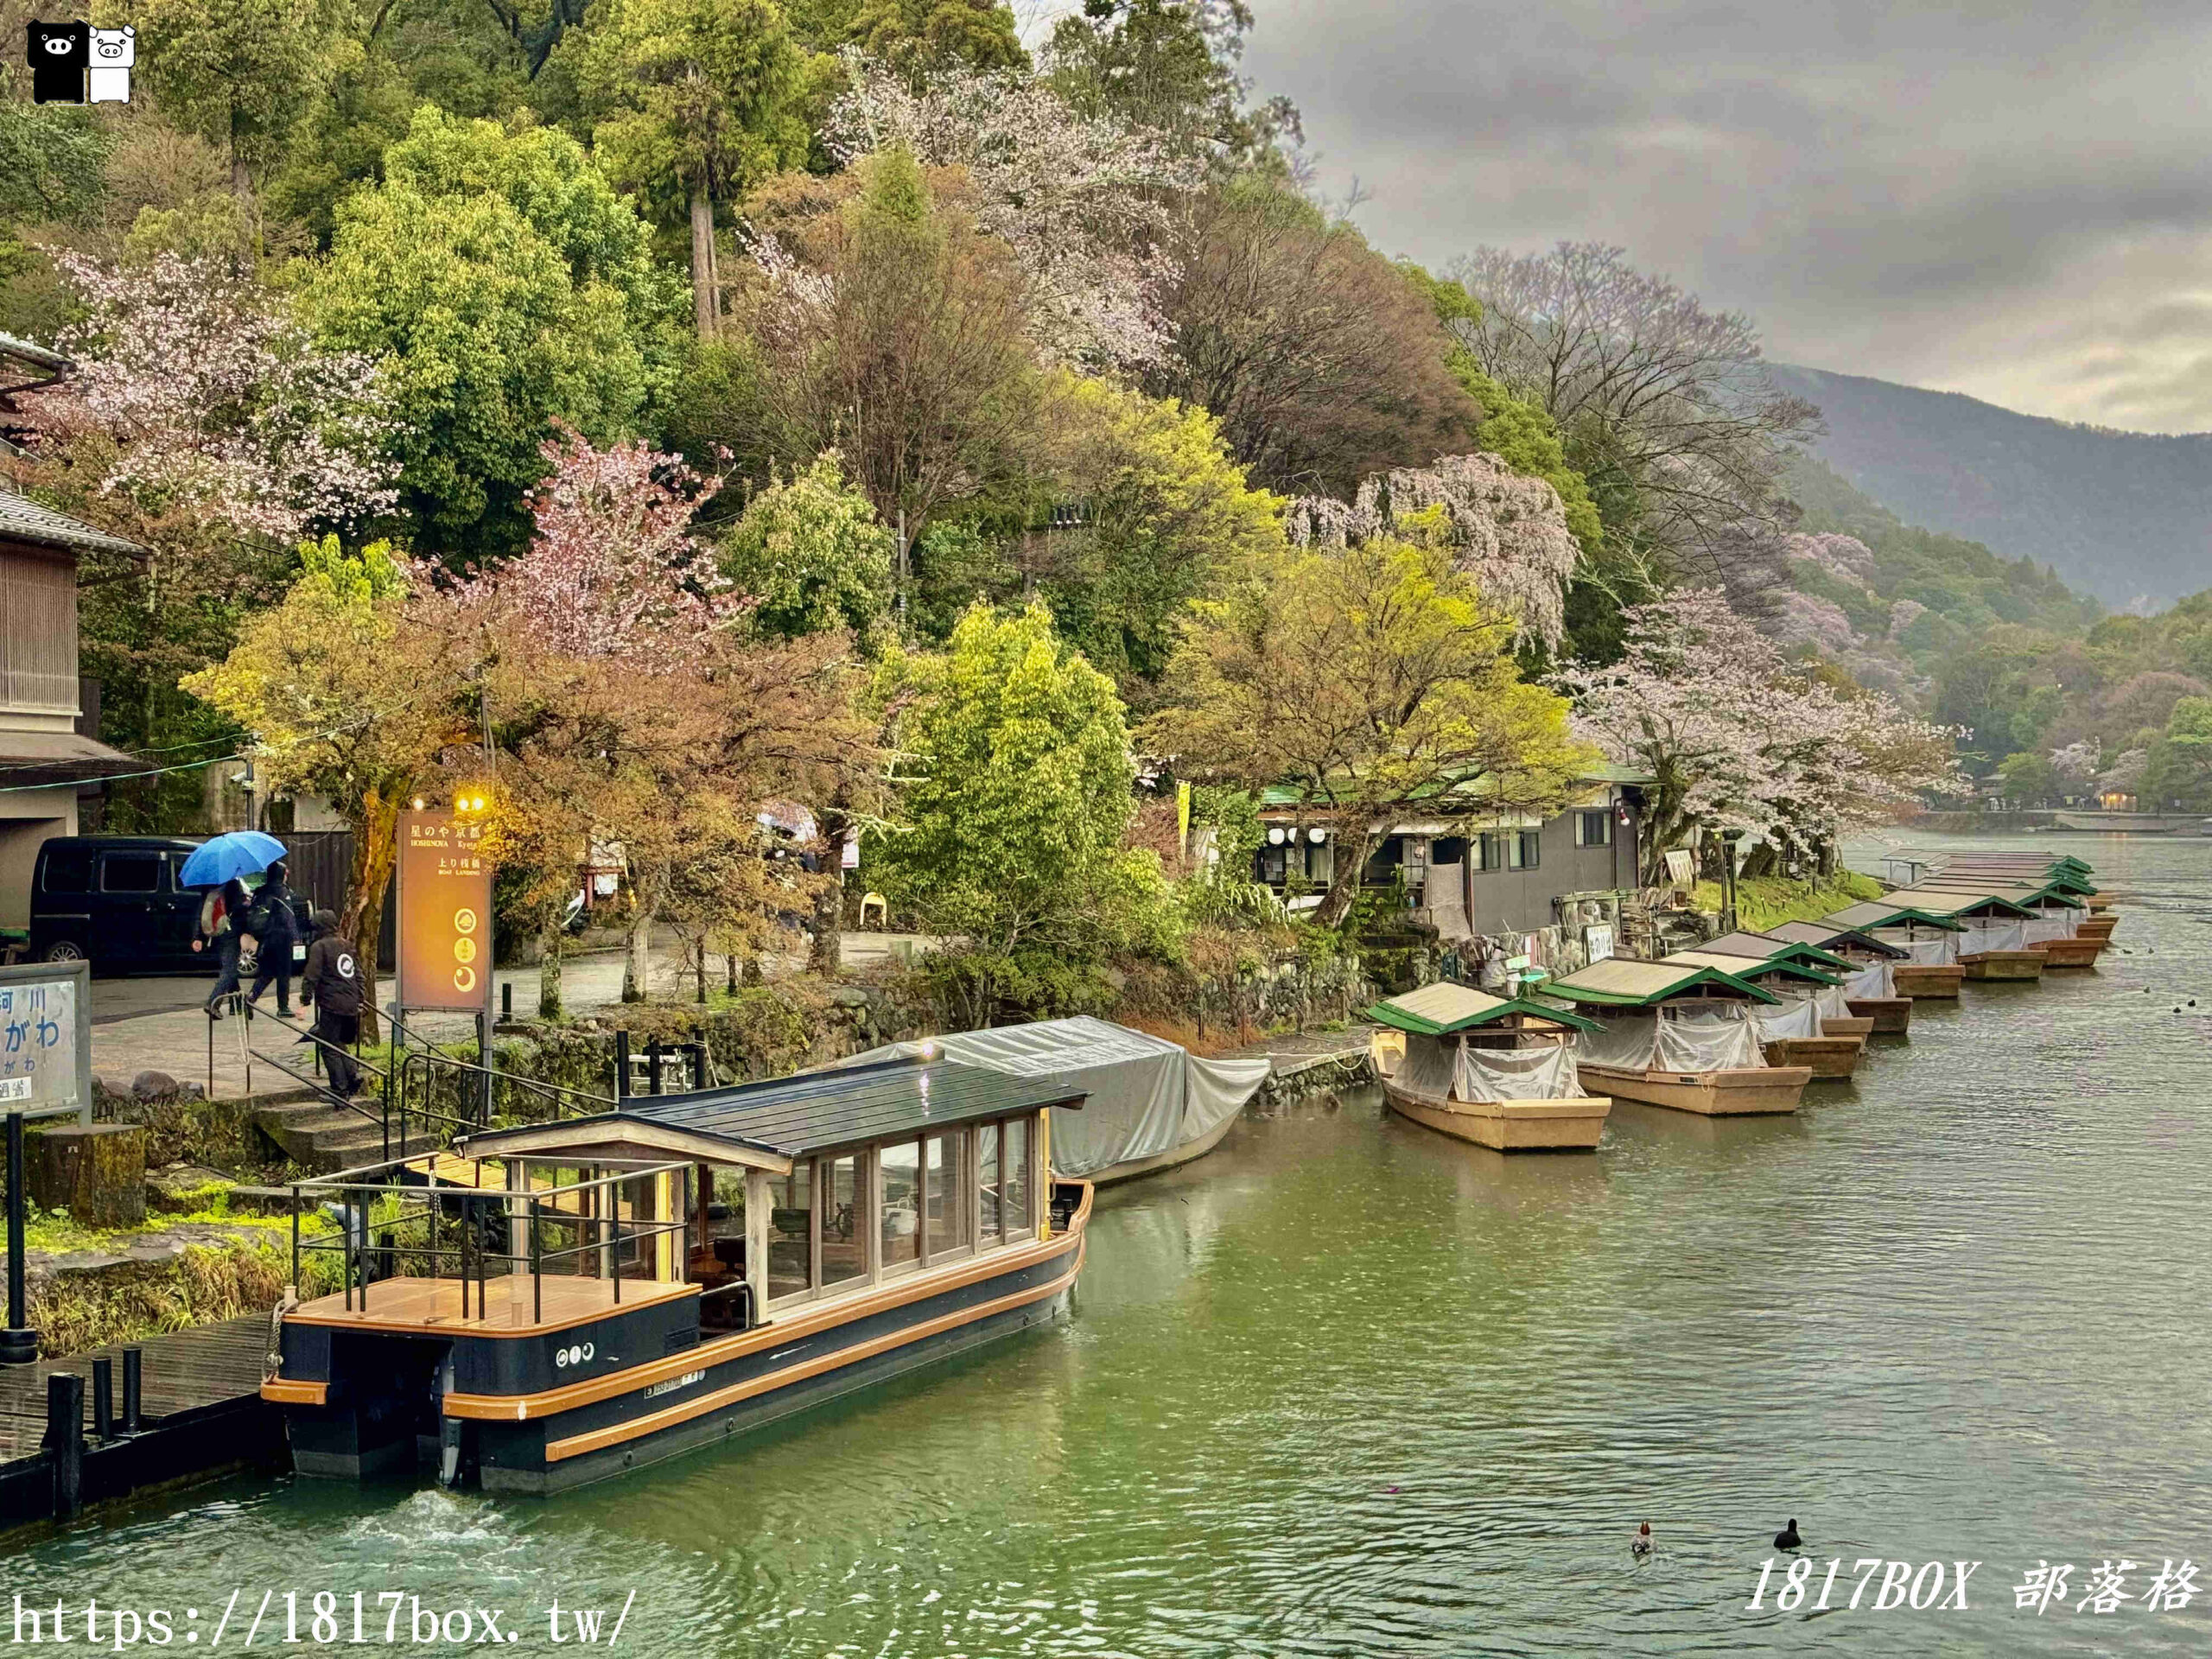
[41,939,87,963]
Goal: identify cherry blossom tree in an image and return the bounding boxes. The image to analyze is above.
[823,49,1201,369]
[1282,454,1580,651]
[19,252,397,542]
[1561,588,1958,881]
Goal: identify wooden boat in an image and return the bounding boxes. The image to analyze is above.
[1761,923,1915,1033]
[1667,950,1866,1078]
[264,1058,1090,1495]
[2036,937,2103,969]
[2075,915,2117,942]
[1819,1014,1875,1039]
[1878,887,2050,984]
[1367,982,1611,1152]
[1543,957,1812,1116]
[1890,963,1964,999]
[1962,950,2044,982]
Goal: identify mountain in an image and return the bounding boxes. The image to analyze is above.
[1767,364,2212,608]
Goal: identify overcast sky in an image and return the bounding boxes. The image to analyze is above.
[1241,0,2212,434]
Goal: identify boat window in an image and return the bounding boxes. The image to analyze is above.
[880,1140,922,1274]
[925,1130,966,1261]
[768,1158,815,1301]
[1003,1116,1032,1239]
[821,1153,867,1291]
[977,1123,1001,1247]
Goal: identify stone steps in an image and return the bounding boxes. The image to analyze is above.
[251,1090,439,1173]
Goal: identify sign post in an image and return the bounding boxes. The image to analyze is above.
[396,810,497,1118]
[0,960,93,1363]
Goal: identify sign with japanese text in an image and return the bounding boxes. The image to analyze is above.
[1585,924,1616,963]
[397,810,494,1014]
[0,965,88,1119]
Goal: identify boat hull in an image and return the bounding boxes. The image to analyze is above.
[1891,964,1963,999]
[1820,1015,1875,1039]
[1084,1107,1243,1186]
[1381,1078,1611,1152]
[272,1187,1092,1497]
[1761,1036,1863,1078]
[1846,996,1912,1033]
[2037,938,2103,969]
[1577,1062,1810,1116]
[1961,950,2045,982]
[2075,917,2117,941]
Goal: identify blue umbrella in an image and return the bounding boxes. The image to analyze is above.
[178,830,289,889]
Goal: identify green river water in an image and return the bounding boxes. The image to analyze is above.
[9,833,2209,1656]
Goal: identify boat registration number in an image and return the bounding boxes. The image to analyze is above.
[644,1370,705,1400]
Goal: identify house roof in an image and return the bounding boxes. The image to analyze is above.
[0,333,70,375]
[1764,920,1909,960]
[0,491,143,558]
[0,728,139,784]
[1366,981,1599,1037]
[1542,956,1779,1007]
[1667,948,1840,987]
[1701,930,1854,971]
[1255,764,1650,812]
[461,1056,1083,1167]
[1822,900,1967,933]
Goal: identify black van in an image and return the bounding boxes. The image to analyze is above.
[29,836,212,972]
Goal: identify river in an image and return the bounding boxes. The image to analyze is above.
[10,833,2209,1655]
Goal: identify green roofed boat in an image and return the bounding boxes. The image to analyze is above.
[1666,950,1866,1077]
[1367,983,1612,1151]
[1823,900,1968,998]
[1541,957,1811,1116]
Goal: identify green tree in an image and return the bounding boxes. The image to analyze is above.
[788,0,1023,67]
[135,0,353,206]
[867,603,1176,1024]
[1144,537,1592,925]
[304,108,685,561]
[1045,0,1295,171]
[1035,372,1286,688]
[720,450,894,639]
[1994,750,2060,807]
[569,0,809,339]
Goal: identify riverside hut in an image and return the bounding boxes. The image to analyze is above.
[1365,982,1611,1152]
[1541,957,1811,1116]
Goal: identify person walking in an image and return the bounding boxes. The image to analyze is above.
[301,909,365,1097]
[196,875,253,1016]
[245,861,303,1016]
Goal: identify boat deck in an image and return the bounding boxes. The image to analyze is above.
[287,1274,693,1334]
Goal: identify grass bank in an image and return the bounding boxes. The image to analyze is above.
[1691,870,1885,931]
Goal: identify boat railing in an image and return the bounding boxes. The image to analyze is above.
[288,1156,696,1326]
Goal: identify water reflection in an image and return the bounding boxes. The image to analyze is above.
[5,833,2209,1656]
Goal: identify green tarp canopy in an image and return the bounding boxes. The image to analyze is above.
[1700,931,1854,972]
[1366,981,1599,1036]
[1667,949,1842,988]
[1823,900,1968,932]
[1542,956,1780,1008]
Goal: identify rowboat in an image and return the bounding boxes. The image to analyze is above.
[1368,983,1611,1152]
[264,1058,1090,1495]
[1542,958,1812,1116]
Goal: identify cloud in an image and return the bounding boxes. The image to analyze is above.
[1244,0,2212,431]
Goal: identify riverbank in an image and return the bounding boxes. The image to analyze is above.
[1689,869,1885,930]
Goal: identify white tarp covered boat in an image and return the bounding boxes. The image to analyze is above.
[836,1016,1272,1185]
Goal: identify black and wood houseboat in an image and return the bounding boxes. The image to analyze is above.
[262,1057,1092,1495]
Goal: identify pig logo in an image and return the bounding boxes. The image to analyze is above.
[27,20,88,105]
[87,24,131,103]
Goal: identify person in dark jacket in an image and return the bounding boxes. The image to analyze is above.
[301,908,365,1096]
[196,875,253,1016]
[245,861,303,1015]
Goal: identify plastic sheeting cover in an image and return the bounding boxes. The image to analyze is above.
[1958,920,2030,955]
[1842,960,1895,1000]
[1813,984,1853,1022]
[1752,996,1824,1043]
[1577,1011,1660,1070]
[2023,915,2075,945]
[1456,1041,1581,1103]
[832,1015,1272,1178]
[1878,931,1960,965]
[1656,1007,1765,1071]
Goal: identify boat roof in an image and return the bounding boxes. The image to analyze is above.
[1942,864,2095,893]
[1881,887,2039,918]
[1900,879,2085,908]
[460,1056,1084,1170]
[1365,982,1599,1036]
[1764,920,1909,959]
[1543,956,1780,1007]
[1666,949,1840,986]
[1701,930,1853,970]
[1822,900,1967,932]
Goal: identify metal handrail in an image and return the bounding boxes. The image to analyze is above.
[238,999,391,1143]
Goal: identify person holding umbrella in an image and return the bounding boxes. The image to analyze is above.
[245,859,303,1015]
[181,832,289,1018]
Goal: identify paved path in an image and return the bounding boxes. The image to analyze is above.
[92,934,935,1099]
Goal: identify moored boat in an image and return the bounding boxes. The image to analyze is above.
[1764,923,1916,1033]
[1879,887,2047,983]
[1822,900,1969,999]
[1542,958,1812,1116]
[1367,982,1611,1152]
[264,1057,1090,1496]
[1668,949,1865,1078]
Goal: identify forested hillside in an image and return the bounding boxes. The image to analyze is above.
[1768,363,2212,607]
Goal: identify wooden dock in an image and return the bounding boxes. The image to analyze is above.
[0,1316,283,1529]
